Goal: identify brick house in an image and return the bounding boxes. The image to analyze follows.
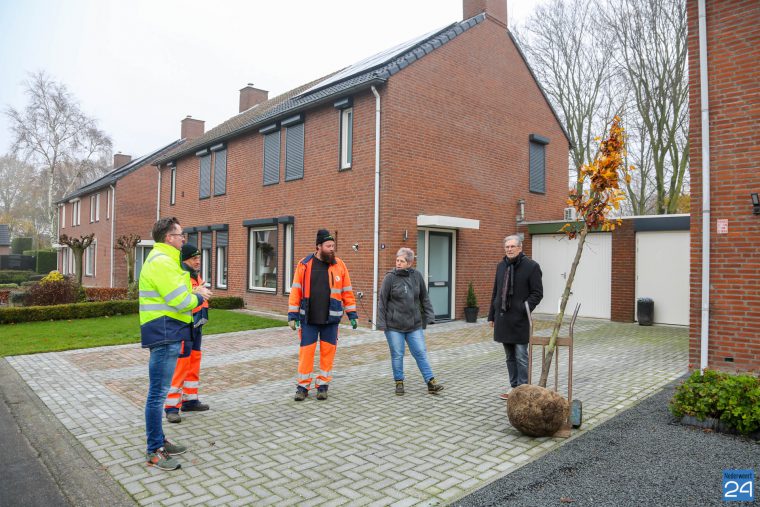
[56,136,189,287]
[153,0,570,324]
[687,0,760,372]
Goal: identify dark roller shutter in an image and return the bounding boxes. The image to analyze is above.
[263,132,280,185]
[285,123,304,181]
[529,142,546,194]
[199,154,211,198]
[213,149,227,196]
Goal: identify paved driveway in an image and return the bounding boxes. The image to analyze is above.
[7,317,687,506]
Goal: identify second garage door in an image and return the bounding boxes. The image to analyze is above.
[532,233,612,319]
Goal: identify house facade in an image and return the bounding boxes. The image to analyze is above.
[687,0,760,372]
[56,136,189,287]
[153,0,570,324]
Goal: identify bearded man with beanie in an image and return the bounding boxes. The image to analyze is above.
[164,243,211,423]
[288,229,358,401]
[487,234,543,400]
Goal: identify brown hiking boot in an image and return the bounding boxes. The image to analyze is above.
[395,381,404,396]
[294,388,308,401]
[427,378,444,394]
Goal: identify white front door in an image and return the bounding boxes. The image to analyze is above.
[532,233,612,319]
[417,229,456,320]
[635,231,689,325]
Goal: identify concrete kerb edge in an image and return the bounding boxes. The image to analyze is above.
[444,381,682,506]
[0,358,136,507]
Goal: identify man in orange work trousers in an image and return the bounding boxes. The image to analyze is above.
[165,244,211,423]
[288,229,358,401]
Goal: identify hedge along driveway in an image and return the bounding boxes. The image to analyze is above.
[0,309,286,357]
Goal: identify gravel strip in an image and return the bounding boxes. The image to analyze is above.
[453,378,759,507]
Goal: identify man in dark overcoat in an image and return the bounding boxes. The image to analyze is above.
[487,234,543,399]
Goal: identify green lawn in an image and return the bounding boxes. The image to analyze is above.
[0,309,286,357]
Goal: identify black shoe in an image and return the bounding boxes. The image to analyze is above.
[395,381,404,396]
[294,388,308,401]
[166,412,181,423]
[427,378,444,394]
[316,386,328,400]
[181,402,210,412]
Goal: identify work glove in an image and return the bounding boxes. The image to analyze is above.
[289,320,299,331]
[350,319,358,329]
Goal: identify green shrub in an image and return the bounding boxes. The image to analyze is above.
[11,237,32,254]
[466,281,478,308]
[208,296,244,309]
[20,281,37,287]
[0,283,18,289]
[0,300,139,324]
[670,370,760,435]
[35,250,57,274]
[24,275,79,306]
[127,281,139,300]
[0,270,36,284]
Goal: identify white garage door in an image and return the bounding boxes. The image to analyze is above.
[635,231,689,325]
[532,233,612,319]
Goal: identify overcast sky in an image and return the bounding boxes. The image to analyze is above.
[0,0,545,159]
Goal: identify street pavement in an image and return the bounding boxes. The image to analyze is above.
[3,316,688,506]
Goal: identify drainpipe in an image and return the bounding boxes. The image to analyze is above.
[371,86,381,330]
[109,184,115,288]
[698,0,711,372]
[156,165,162,220]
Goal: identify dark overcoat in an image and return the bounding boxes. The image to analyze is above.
[487,253,543,344]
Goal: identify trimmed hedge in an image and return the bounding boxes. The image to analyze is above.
[208,296,245,309]
[0,270,36,284]
[37,250,57,274]
[0,283,18,289]
[0,300,139,324]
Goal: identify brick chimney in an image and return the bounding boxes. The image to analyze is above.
[113,153,131,168]
[239,83,269,113]
[463,0,507,27]
[181,116,205,140]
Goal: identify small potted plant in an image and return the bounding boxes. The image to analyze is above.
[464,281,479,323]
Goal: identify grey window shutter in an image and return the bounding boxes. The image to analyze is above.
[529,142,546,193]
[216,231,228,247]
[191,233,200,249]
[285,123,304,181]
[263,132,280,185]
[199,154,211,198]
[201,232,212,249]
[213,149,227,196]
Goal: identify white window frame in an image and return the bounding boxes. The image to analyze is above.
[72,200,81,226]
[85,240,96,276]
[61,205,66,229]
[340,107,353,170]
[95,193,100,221]
[170,167,176,205]
[284,224,294,294]
[89,196,95,223]
[201,247,212,285]
[248,226,277,292]
[216,245,227,289]
[106,188,111,219]
[60,248,68,274]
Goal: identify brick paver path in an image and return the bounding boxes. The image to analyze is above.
[7,317,687,506]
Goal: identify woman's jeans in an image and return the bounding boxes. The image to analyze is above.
[384,328,434,382]
[503,343,529,388]
[146,341,181,453]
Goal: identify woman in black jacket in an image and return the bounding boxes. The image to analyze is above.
[376,248,443,396]
[487,235,543,399]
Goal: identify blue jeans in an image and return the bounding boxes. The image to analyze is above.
[384,329,434,383]
[503,343,529,388]
[146,341,181,453]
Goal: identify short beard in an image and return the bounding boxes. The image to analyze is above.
[318,248,335,264]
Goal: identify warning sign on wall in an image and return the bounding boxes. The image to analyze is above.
[717,219,728,234]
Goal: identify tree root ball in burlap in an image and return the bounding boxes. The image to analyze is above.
[507,384,569,437]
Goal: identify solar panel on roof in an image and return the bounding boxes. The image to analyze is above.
[299,24,451,97]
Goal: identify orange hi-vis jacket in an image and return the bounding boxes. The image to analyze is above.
[288,254,358,324]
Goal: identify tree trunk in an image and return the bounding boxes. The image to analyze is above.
[126,250,136,285]
[539,226,588,387]
[73,247,84,286]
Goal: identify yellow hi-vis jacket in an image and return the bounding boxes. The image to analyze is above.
[139,242,204,348]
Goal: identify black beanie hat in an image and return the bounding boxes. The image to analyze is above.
[316,229,334,246]
[181,243,201,261]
